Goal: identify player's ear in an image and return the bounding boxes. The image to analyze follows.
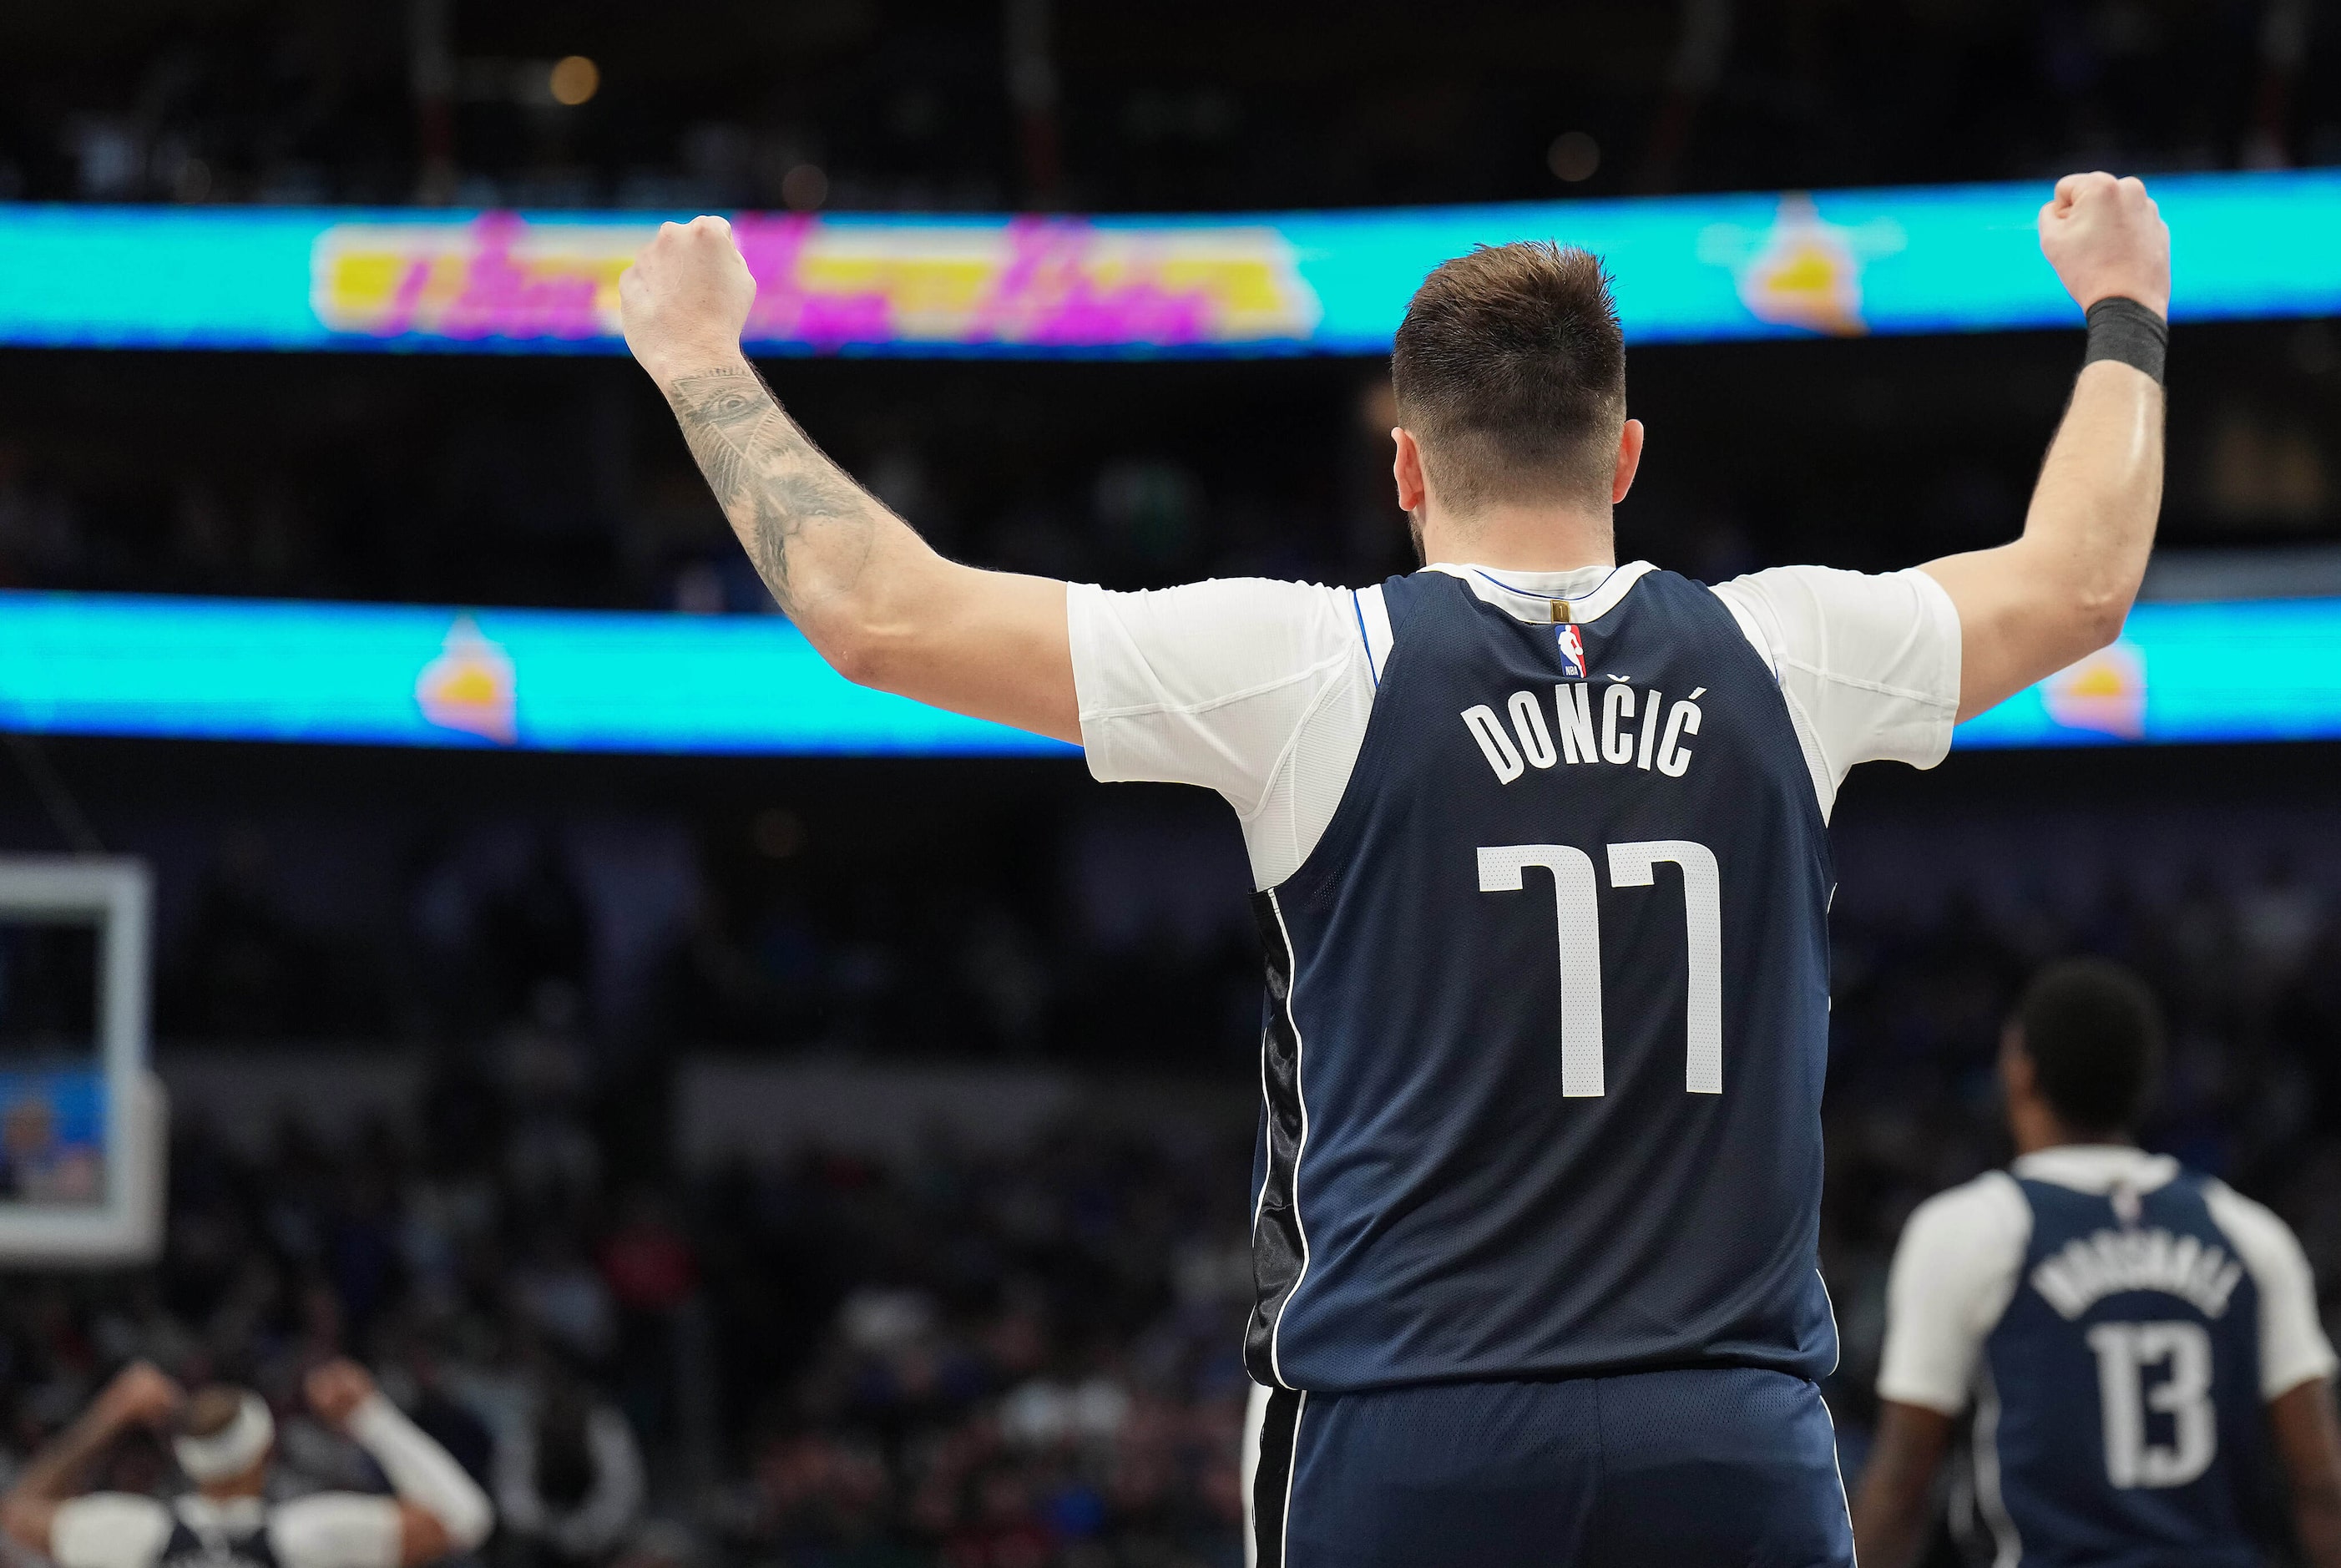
[1393,427,1427,514]
[1611,418,1645,505]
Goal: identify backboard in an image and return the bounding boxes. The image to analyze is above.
[0,857,164,1264]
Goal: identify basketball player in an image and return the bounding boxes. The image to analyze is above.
[620,171,2169,1564]
[1853,959,2341,1567]
[1,1358,494,1568]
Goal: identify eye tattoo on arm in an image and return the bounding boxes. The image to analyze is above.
[663,364,887,612]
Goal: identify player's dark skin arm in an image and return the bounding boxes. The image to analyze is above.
[2272,1378,2341,1568]
[0,1362,183,1553]
[1849,1399,1955,1568]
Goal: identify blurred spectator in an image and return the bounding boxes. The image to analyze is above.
[495,1378,646,1568]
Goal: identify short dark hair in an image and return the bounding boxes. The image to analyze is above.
[180,1385,248,1439]
[1390,241,1626,513]
[2015,959,2165,1137]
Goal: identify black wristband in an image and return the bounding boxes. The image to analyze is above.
[2083,296,2168,385]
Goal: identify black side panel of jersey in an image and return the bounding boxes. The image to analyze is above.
[1242,568,1837,1393]
[1246,893,1307,1380]
[1979,1174,2265,1568]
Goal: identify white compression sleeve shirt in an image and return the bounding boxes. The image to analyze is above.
[48,1495,171,1568]
[49,1495,404,1568]
[347,1395,493,1553]
[1069,559,1960,888]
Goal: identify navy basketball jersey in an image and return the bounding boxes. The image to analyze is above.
[1246,565,1837,1393]
[1976,1171,2266,1568]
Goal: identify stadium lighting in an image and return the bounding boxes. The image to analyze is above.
[548,55,599,106]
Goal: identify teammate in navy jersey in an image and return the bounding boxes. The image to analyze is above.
[0,1359,493,1568]
[623,173,2171,1565]
[1853,961,2341,1568]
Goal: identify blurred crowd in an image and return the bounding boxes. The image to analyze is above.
[2,1,2338,213]
[0,792,2337,1563]
[8,330,2337,622]
[109,786,1262,1074]
[5,301,2335,623]
[0,263,1472,610]
[0,357,1393,619]
[0,1079,1256,1568]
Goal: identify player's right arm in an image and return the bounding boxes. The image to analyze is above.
[1920,171,2169,721]
[0,1361,182,1556]
[1850,1401,1954,1568]
[619,218,1078,744]
[2271,1378,2341,1567]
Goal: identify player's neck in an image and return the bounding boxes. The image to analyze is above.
[199,1474,268,1503]
[1418,503,1615,574]
[2012,1111,2137,1159]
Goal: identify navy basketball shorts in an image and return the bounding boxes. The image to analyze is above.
[1251,1366,1853,1567]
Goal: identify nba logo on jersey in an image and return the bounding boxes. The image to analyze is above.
[1555,623,1588,678]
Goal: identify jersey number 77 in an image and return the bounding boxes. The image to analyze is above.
[1479,840,1722,1097]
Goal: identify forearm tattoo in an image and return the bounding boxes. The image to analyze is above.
[663,364,882,613]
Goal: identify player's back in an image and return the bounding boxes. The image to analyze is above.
[1247,564,1837,1392]
[159,1497,281,1568]
[1979,1166,2266,1567]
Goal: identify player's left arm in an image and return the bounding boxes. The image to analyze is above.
[619,217,1077,744]
[305,1361,492,1566]
[0,1361,183,1554]
[1920,171,2169,721]
[1853,1177,2030,1568]
[2271,1378,2341,1568]
[1849,1400,1954,1568]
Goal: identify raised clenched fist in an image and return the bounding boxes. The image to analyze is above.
[2038,172,2171,320]
[619,215,759,385]
[303,1358,378,1431]
[95,1361,184,1430]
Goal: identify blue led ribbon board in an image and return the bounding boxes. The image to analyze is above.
[1,169,2337,357]
[1952,597,2341,751]
[0,590,2330,755]
[0,592,1069,756]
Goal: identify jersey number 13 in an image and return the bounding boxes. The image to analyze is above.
[2086,1319,2217,1490]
